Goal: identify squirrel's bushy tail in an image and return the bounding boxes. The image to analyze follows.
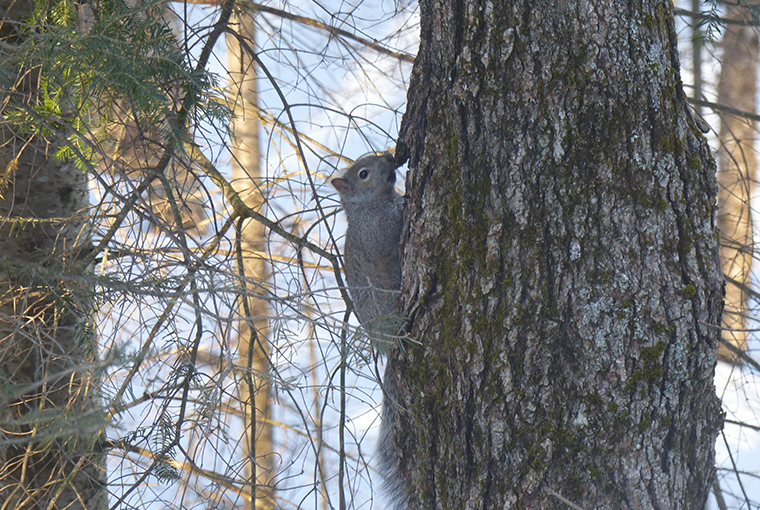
[377,364,408,510]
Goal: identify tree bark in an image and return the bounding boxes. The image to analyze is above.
[0,12,106,510]
[389,1,723,508]
[228,7,275,508]
[716,3,758,359]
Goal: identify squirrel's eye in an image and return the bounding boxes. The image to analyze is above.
[358,168,370,180]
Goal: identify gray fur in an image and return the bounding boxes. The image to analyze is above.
[331,151,407,509]
[331,152,404,352]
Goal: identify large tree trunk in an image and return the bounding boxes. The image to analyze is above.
[228,8,274,508]
[388,1,723,508]
[716,3,758,359]
[0,6,106,509]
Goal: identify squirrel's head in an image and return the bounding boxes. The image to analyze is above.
[331,152,399,204]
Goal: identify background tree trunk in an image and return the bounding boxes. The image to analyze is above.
[391,1,723,508]
[716,3,758,359]
[228,8,275,508]
[0,8,106,510]
[690,0,703,117]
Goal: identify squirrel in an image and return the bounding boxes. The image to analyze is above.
[331,151,408,509]
[331,151,404,353]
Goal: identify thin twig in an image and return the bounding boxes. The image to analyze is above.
[185,140,336,261]
[180,0,416,63]
[712,474,729,510]
[718,338,760,373]
[543,487,587,510]
[689,98,760,122]
[721,430,752,508]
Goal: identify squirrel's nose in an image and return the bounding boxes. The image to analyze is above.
[387,171,396,184]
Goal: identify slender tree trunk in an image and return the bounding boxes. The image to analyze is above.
[716,3,758,359]
[0,7,106,509]
[228,8,274,508]
[691,0,702,116]
[389,1,722,508]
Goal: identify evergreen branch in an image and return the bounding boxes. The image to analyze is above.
[104,215,237,425]
[0,215,93,224]
[675,7,758,26]
[0,255,181,298]
[106,440,251,498]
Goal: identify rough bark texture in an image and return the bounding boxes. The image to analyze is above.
[716,4,758,359]
[388,1,723,509]
[228,10,275,508]
[0,12,106,509]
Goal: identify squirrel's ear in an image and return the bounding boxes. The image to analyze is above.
[331,177,354,194]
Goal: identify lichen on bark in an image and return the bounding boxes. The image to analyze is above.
[389,1,723,508]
